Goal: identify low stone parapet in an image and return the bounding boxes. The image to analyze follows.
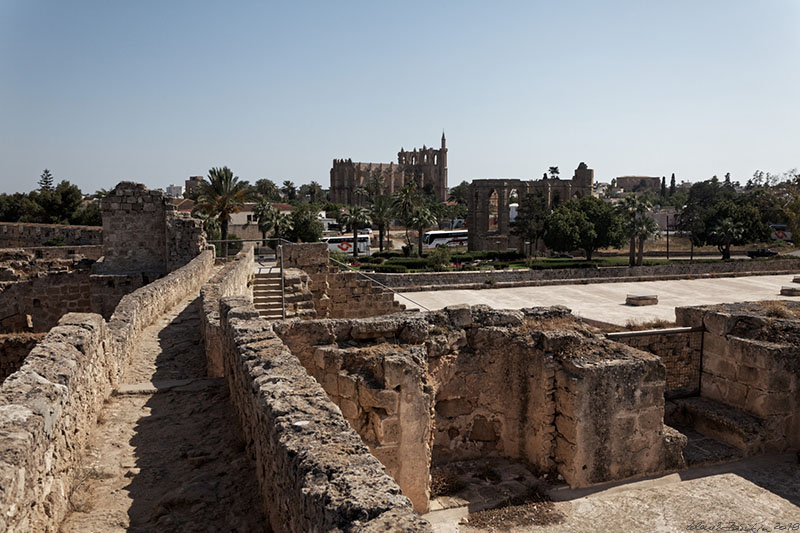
[218,296,431,531]
[780,286,800,296]
[365,258,800,292]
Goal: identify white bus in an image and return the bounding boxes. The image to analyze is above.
[422,229,468,249]
[322,235,372,255]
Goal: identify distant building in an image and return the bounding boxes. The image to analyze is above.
[330,133,448,205]
[165,184,184,198]
[614,176,661,193]
[184,176,204,196]
[229,203,296,241]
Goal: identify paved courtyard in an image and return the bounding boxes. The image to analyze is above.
[398,274,800,326]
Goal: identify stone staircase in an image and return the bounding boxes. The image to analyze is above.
[253,272,284,320]
[666,396,769,467]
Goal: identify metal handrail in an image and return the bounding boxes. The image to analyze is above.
[328,256,431,312]
[279,245,286,319]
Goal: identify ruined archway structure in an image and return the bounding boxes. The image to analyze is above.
[467,162,594,251]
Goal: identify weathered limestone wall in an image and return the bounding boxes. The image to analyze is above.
[0,249,215,532]
[283,268,317,319]
[0,313,111,532]
[608,328,703,397]
[108,250,215,386]
[0,333,45,381]
[0,269,93,333]
[94,182,205,276]
[554,344,666,486]
[25,245,103,261]
[281,242,403,318]
[276,305,676,509]
[217,296,431,532]
[676,304,800,452]
[366,257,800,292]
[431,307,557,472]
[275,317,435,513]
[200,246,252,377]
[0,222,102,248]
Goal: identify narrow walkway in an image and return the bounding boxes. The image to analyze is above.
[60,292,267,532]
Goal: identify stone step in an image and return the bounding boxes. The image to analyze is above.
[253,289,281,295]
[669,425,743,468]
[258,312,284,320]
[253,282,281,289]
[669,397,767,455]
[254,296,282,303]
[254,273,282,279]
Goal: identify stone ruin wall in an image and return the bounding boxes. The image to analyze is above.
[0,333,45,381]
[675,303,800,452]
[608,328,703,398]
[0,250,215,532]
[216,296,431,532]
[0,222,102,248]
[0,269,93,333]
[281,242,403,318]
[272,304,683,513]
[94,182,205,276]
[275,317,435,513]
[366,256,800,291]
[200,245,254,377]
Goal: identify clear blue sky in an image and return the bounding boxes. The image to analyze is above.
[1,0,798,194]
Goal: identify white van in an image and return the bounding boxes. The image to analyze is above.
[322,235,372,255]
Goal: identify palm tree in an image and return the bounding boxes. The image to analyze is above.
[367,171,385,196]
[633,215,661,266]
[370,195,394,252]
[252,199,279,246]
[255,179,280,201]
[308,181,324,203]
[340,206,372,258]
[193,166,249,258]
[710,217,743,260]
[618,196,650,266]
[392,182,423,250]
[281,180,297,202]
[410,206,437,257]
[272,212,293,242]
[548,166,560,179]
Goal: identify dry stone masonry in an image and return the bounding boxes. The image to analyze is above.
[0,222,102,248]
[282,242,404,318]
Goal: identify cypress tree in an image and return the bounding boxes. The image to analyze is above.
[669,173,676,196]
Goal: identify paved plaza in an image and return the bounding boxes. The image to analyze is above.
[398,274,800,326]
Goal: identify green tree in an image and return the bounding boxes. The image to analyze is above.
[255,179,281,201]
[548,166,560,179]
[252,199,279,245]
[543,207,583,254]
[511,191,548,256]
[307,181,324,203]
[38,169,54,192]
[669,173,676,196]
[287,203,323,243]
[340,206,372,258]
[710,217,744,260]
[392,182,424,251]
[544,197,623,260]
[369,195,394,252]
[447,181,470,205]
[410,206,437,257]
[193,167,249,258]
[281,180,297,202]
[632,214,661,265]
[617,196,651,266]
[661,176,666,199]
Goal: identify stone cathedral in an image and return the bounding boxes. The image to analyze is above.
[330,133,448,205]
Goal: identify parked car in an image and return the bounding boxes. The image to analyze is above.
[747,248,778,258]
[551,253,573,259]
